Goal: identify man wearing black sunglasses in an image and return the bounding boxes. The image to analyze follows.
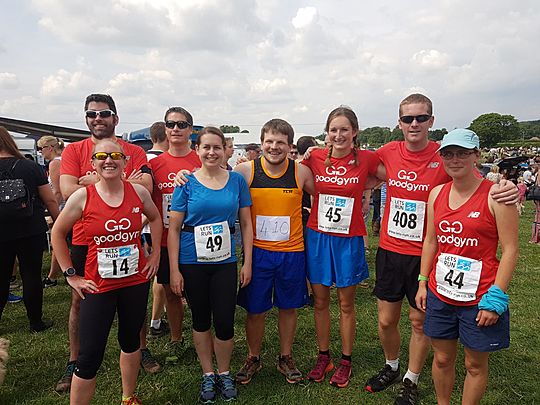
[55,94,157,393]
[365,94,519,405]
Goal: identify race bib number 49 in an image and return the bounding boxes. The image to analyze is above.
[387,197,426,241]
[194,221,232,262]
[97,244,139,279]
[318,194,354,234]
[435,253,482,302]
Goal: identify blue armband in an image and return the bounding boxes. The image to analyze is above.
[478,285,509,315]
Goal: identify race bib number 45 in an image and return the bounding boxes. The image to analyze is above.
[97,244,139,279]
[318,194,354,234]
[387,197,426,241]
[435,253,482,302]
[194,221,232,262]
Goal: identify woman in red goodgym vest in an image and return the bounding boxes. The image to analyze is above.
[416,129,518,405]
[52,140,162,405]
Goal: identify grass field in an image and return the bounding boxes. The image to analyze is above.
[1,203,540,404]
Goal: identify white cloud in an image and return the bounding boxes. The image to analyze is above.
[412,50,449,69]
[41,70,94,97]
[292,7,318,29]
[0,72,20,89]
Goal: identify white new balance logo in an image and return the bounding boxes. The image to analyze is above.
[348,159,356,165]
[467,211,480,218]
[132,207,140,213]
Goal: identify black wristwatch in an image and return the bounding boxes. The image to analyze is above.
[63,267,77,277]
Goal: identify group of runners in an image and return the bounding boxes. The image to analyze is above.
[37,92,518,405]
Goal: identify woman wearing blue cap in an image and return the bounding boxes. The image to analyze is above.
[415,129,518,405]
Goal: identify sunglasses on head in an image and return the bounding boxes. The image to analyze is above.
[85,109,115,119]
[92,151,126,161]
[440,150,476,160]
[399,114,431,124]
[165,120,191,129]
[37,145,52,151]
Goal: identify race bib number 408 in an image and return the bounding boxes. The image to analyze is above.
[387,197,426,241]
[97,244,139,279]
[194,221,232,262]
[435,253,482,302]
[318,194,354,234]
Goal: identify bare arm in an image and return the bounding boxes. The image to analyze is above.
[416,185,443,312]
[135,184,162,278]
[489,179,519,205]
[167,210,185,296]
[60,174,85,201]
[129,172,153,193]
[38,184,60,221]
[297,163,315,196]
[238,206,253,287]
[233,161,253,184]
[48,159,63,205]
[51,188,98,297]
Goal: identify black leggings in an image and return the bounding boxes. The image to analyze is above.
[181,262,237,341]
[75,281,150,380]
[0,233,46,328]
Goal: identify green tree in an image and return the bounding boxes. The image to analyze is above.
[220,125,240,133]
[359,126,391,146]
[469,113,520,148]
[429,128,448,141]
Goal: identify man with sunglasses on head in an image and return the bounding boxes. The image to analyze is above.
[365,93,518,405]
[150,107,201,354]
[56,93,157,393]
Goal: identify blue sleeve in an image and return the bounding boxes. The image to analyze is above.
[237,173,252,208]
[170,180,190,213]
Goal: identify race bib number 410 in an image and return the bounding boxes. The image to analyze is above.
[97,244,139,279]
[194,221,232,262]
[256,215,290,241]
[318,194,354,234]
[435,253,482,302]
[387,197,426,241]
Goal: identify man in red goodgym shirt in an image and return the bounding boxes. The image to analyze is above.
[56,94,158,393]
[365,93,518,405]
[150,106,201,349]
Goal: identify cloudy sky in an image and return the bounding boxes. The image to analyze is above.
[1,0,539,137]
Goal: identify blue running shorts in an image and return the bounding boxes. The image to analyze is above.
[237,247,308,314]
[424,289,510,352]
[305,228,368,288]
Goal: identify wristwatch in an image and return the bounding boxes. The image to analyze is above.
[63,267,77,277]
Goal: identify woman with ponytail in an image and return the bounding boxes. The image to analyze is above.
[301,106,379,388]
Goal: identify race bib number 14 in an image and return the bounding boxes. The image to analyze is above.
[97,244,139,279]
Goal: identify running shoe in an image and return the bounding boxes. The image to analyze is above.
[146,319,169,339]
[55,361,76,393]
[121,395,142,405]
[277,354,303,384]
[394,378,419,405]
[217,373,238,401]
[199,374,217,404]
[42,277,58,288]
[365,364,401,393]
[140,348,162,374]
[307,353,334,382]
[329,359,352,388]
[7,293,22,304]
[30,319,53,333]
[235,356,262,385]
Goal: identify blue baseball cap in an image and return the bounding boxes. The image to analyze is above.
[438,128,480,150]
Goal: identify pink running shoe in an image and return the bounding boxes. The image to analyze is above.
[329,359,352,388]
[307,353,334,382]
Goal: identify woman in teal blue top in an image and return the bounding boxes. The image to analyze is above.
[168,126,253,403]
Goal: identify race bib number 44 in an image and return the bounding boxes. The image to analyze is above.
[435,253,482,302]
[97,244,139,279]
[194,221,231,262]
[387,197,426,241]
[318,194,354,234]
[162,193,173,228]
[256,215,290,241]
